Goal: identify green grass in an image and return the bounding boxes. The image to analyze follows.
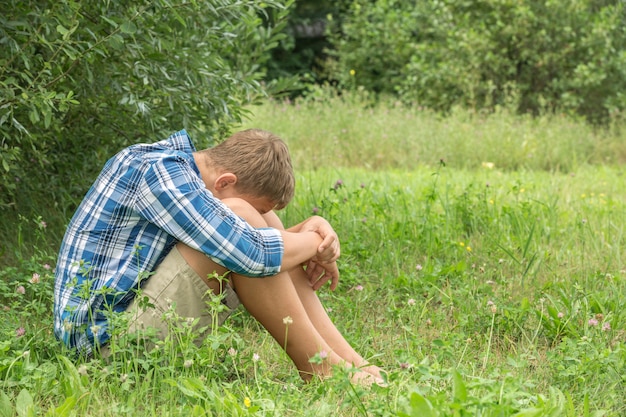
[236,88,626,172]
[1,92,626,416]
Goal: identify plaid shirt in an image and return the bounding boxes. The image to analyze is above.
[53,130,283,354]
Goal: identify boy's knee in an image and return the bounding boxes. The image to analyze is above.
[221,197,268,228]
[262,210,285,230]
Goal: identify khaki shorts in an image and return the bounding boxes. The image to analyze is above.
[104,246,240,354]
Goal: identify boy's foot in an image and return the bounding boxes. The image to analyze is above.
[360,363,385,380]
[351,370,388,387]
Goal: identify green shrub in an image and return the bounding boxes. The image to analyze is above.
[325,0,626,123]
[0,0,293,210]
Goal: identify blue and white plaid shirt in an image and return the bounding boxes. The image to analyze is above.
[53,130,284,354]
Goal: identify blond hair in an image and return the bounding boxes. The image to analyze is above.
[201,129,295,209]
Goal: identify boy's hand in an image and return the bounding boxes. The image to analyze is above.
[301,216,341,263]
[305,259,339,291]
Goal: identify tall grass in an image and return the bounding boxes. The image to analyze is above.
[1,91,625,415]
[237,88,626,172]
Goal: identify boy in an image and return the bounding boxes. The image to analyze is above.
[54,128,383,384]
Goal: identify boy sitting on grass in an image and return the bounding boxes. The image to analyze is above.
[54,128,383,384]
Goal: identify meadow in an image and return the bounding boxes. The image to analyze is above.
[1,91,625,416]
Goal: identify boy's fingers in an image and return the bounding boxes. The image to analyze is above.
[306,261,323,283]
[312,273,337,291]
[318,234,336,250]
[307,261,339,291]
[329,270,339,291]
[311,274,329,291]
[317,237,340,262]
[303,215,340,262]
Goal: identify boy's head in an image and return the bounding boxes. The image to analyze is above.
[201,129,295,210]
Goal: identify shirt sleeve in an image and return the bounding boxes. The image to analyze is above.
[134,152,283,277]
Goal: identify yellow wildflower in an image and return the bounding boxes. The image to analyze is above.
[244,397,251,408]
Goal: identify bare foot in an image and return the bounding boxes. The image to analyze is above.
[350,369,387,387]
[360,363,385,380]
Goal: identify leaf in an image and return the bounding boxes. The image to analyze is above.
[163,377,207,400]
[100,16,118,28]
[511,408,543,417]
[452,370,467,402]
[45,396,77,417]
[408,392,436,417]
[15,389,34,417]
[546,305,559,320]
[61,45,77,60]
[28,108,40,125]
[44,109,52,129]
[120,21,137,34]
[190,405,205,416]
[0,391,12,417]
[57,355,85,397]
[107,34,125,50]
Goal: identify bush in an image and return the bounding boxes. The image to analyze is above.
[325,0,626,123]
[0,0,293,210]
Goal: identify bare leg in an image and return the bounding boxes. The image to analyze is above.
[178,198,377,382]
[286,265,383,378]
[262,211,384,380]
[231,267,345,379]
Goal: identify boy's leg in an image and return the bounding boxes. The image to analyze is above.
[120,245,239,350]
[229,266,341,378]
[283,265,383,376]
[178,198,376,381]
[261,211,383,379]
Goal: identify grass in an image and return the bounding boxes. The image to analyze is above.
[1,91,625,416]
[236,88,626,172]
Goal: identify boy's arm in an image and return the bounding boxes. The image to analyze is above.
[279,230,340,291]
[281,216,341,291]
[137,157,284,277]
[285,216,341,263]
[203,197,340,289]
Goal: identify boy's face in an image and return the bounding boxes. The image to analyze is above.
[240,194,277,215]
[215,187,276,215]
[208,171,278,215]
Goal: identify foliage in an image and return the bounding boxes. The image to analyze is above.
[3,159,626,414]
[3,96,626,415]
[281,166,626,415]
[266,0,351,87]
[324,0,419,95]
[0,0,293,210]
[238,90,626,173]
[324,0,626,124]
[396,373,582,417]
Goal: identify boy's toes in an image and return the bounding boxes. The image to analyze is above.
[351,370,388,387]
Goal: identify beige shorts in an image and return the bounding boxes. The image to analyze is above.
[107,246,240,352]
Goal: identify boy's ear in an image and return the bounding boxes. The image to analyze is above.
[214,173,237,190]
